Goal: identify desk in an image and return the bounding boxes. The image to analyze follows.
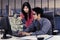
[0,34,60,40]
[37,35,60,40]
[0,34,37,40]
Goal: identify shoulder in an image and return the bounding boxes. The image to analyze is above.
[41,18,51,24]
[41,18,50,21]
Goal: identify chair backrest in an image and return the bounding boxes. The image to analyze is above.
[43,11,54,35]
[54,16,60,30]
[43,11,54,27]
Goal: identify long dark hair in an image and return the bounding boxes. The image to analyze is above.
[21,2,31,21]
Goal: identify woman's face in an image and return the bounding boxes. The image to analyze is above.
[23,6,29,13]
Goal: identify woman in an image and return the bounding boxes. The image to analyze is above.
[20,2,34,30]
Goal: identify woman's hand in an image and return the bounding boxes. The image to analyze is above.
[18,32,31,36]
[22,32,31,36]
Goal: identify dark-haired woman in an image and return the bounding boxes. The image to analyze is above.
[20,2,34,30]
